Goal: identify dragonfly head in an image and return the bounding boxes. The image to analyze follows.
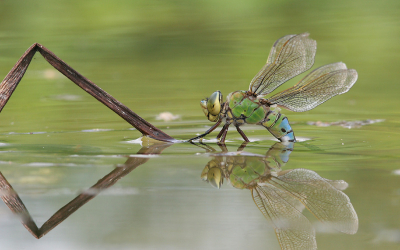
[200,91,223,122]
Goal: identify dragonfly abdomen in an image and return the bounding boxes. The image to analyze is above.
[261,109,296,142]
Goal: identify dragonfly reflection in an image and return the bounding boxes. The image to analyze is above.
[200,142,358,250]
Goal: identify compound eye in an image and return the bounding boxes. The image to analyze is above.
[207,167,223,189]
[207,91,222,116]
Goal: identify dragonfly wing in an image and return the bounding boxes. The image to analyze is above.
[252,184,317,250]
[324,179,349,191]
[267,62,358,112]
[269,169,359,234]
[249,33,316,96]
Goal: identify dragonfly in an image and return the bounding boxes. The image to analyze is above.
[189,33,358,142]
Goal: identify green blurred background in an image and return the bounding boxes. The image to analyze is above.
[1,0,399,135]
[0,0,399,249]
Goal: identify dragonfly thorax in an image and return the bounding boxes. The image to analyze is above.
[223,90,269,126]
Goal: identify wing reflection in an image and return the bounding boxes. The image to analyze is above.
[200,142,358,250]
[0,140,172,239]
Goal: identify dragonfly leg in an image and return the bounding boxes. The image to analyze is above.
[189,141,217,152]
[188,119,222,142]
[235,125,250,142]
[216,123,229,140]
[217,123,230,143]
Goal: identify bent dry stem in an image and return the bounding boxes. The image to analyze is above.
[0,43,175,142]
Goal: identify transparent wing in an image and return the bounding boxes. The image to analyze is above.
[269,168,359,234]
[252,184,317,250]
[324,179,349,191]
[267,62,358,112]
[249,33,316,96]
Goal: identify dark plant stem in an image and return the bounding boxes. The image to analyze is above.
[0,43,176,142]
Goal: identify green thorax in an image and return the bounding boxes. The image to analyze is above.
[226,91,267,124]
